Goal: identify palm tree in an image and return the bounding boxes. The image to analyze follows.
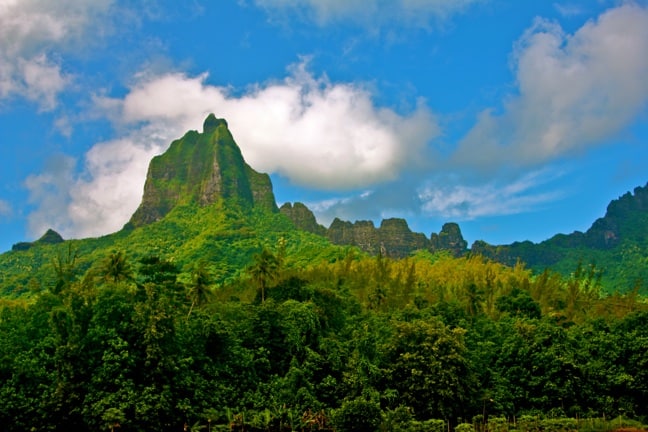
[100,250,133,283]
[248,248,279,303]
[464,282,484,317]
[51,243,79,294]
[187,262,213,319]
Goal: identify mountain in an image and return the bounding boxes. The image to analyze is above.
[279,203,468,258]
[325,218,466,258]
[0,115,340,297]
[129,114,277,227]
[11,228,64,252]
[472,183,648,293]
[2,114,648,296]
[279,202,327,236]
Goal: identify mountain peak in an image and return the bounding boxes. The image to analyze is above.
[11,228,64,252]
[203,114,227,134]
[128,114,277,227]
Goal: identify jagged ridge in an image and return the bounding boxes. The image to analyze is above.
[279,202,468,258]
[127,113,468,259]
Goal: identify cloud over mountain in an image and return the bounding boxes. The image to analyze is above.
[26,62,437,238]
[18,1,648,246]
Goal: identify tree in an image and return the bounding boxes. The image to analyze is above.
[494,318,583,416]
[51,244,79,294]
[495,287,541,319]
[102,407,126,432]
[384,318,477,421]
[187,263,213,319]
[99,251,133,284]
[463,282,484,317]
[248,248,279,303]
[333,397,382,432]
[83,330,136,431]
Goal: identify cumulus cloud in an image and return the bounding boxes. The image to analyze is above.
[27,62,437,239]
[0,0,113,110]
[24,125,170,239]
[106,62,438,189]
[454,3,648,169]
[253,0,483,27]
[299,3,648,230]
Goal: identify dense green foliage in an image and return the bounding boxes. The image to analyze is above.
[0,201,341,298]
[1,237,647,431]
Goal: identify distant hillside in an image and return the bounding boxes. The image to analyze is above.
[473,183,648,293]
[279,183,648,294]
[11,228,64,252]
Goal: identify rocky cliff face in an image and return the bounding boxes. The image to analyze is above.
[129,114,277,227]
[581,183,648,249]
[430,223,469,257]
[327,218,381,254]
[279,198,471,258]
[321,216,466,258]
[279,202,327,236]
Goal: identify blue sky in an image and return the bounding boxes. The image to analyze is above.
[1,0,648,253]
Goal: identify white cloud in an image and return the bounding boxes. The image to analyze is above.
[25,154,77,236]
[454,3,648,169]
[418,169,564,220]
[107,61,438,190]
[0,0,113,110]
[25,124,171,239]
[253,0,483,27]
[553,2,586,18]
[18,54,69,111]
[27,62,437,239]
[0,199,11,217]
[67,132,166,238]
[300,168,566,228]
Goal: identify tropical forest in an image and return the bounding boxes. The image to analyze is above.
[0,116,647,432]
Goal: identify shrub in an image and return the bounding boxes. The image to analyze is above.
[456,422,476,432]
[332,398,382,432]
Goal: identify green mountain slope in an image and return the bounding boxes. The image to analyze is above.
[473,183,648,294]
[0,116,343,298]
[130,114,277,227]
